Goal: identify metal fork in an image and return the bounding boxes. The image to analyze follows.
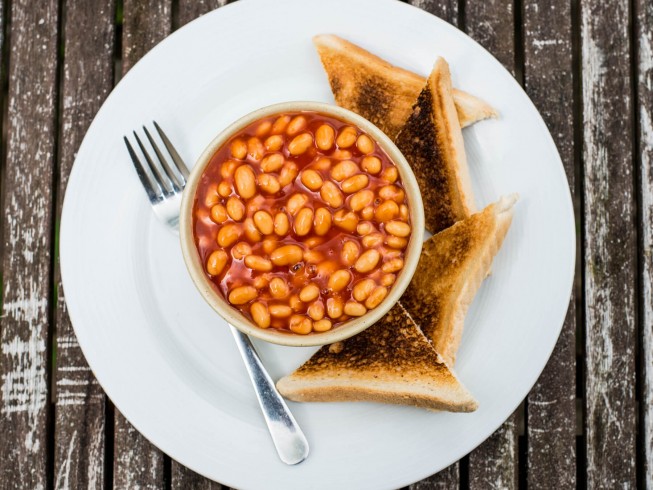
[124,122,309,466]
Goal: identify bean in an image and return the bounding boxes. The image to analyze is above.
[264,134,284,151]
[206,250,228,276]
[287,115,307,136]
[361,155,381,174]
[260,153,285,172]
[218,181,232,197]
[331,160,358,181]
[342,174,369,194]
[294,208,314,236]
[326,297,344,319]
[301,169,323,191]
[244,218,262,242]
[356,134,375,154]
[333,209,359,232]
[320,181,344,208]
[385,221,411,237]
[257,173,281,194]
[228,286,257,305]
[332,149,352,160]
[385,235,408,249]
[226,197,245,221]
[285,194,306,216]
[349,189,374,211]
[362,233,383,248]
[304,236,325,248]
[341,240,360,266]
[361,206,374,220]
[234,165,256,199]
[353,279,376,302]
[253,210,274,235]
[328,269,351,292]
[289,315,312,334]
[313,157,331,171]
[250,302,270,328]
[400,204,409,221]
[262,237,278,255]
[381,166,398,183]
[317,260,338,277]
[271,115,291,134]
[381,273,396,286]
[245,255,273,272]
[288,133,313,155]
[204,184,220,207]
[313,318,332,332]
[256,120,272,137]
[313,207,332,236]
[221,160,240,179]
[278,161,299,186]
[270,245,303,266]
[356,221,374,235]
[217,223,242,247]
[289,295,303,312]
[269,278,289,299]
[375,200,399,222]
[336,126,357,148]
[382,258,404,273]
[307,301,325,321]
[299,283,320,302]
[274,212,290,236]
[247,137,265,161]
[365,286,388,309]
[232,241,252,259]
[303,250,324,263]
[253,275,269,290]
[210,204,228,223]
[354,249,381,273]
[344,301,367,317]
[230,139,247,159]
[246,195,265,215]
[380,246,402,259]
[379,185,405,203]
[269,304,293,317]
[316,124,335,150]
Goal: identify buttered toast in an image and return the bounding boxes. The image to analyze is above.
[313,34,496,140]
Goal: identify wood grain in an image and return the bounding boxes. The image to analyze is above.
[522,0,577,487]
[113,1,172,487]
[178,0,230,27]
[404,2,462,487]
[0,0,59,488]
[580,0,637,487]
[53,1,116,489]
[463,1,518,487]
[636,0,653,485]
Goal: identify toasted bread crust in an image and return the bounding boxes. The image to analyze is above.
[394,58,475,234]
[277,304,478,412]
[401,195,518,366]
[312,34,496,139]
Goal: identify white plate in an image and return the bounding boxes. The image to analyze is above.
[60,0,575,488]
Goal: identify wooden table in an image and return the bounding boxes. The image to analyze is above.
[0,0,649,488]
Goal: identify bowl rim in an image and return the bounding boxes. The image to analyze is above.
[179,101,424,346]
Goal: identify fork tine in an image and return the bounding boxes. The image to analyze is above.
[133,131,174,195]
[154,121,190,181]
[143,126,184,191]
[124,136,163,202]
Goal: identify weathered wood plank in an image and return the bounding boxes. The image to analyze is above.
[463,2,518,488]
[113,1,172,488]
[522,0,577,487]
[171,463,223,489]
[0,0,59,488]
[406,0,459,27]
[178,0,230,27]
[580,0,637,487]
[636,0,653,485]
[53,1,116,489]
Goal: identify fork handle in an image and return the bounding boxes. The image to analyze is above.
[228,324,310,465]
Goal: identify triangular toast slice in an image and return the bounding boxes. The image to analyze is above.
[401,195,518,367]
[277,304,478,412]
[313,34,496,140]
[394,57,475,234]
